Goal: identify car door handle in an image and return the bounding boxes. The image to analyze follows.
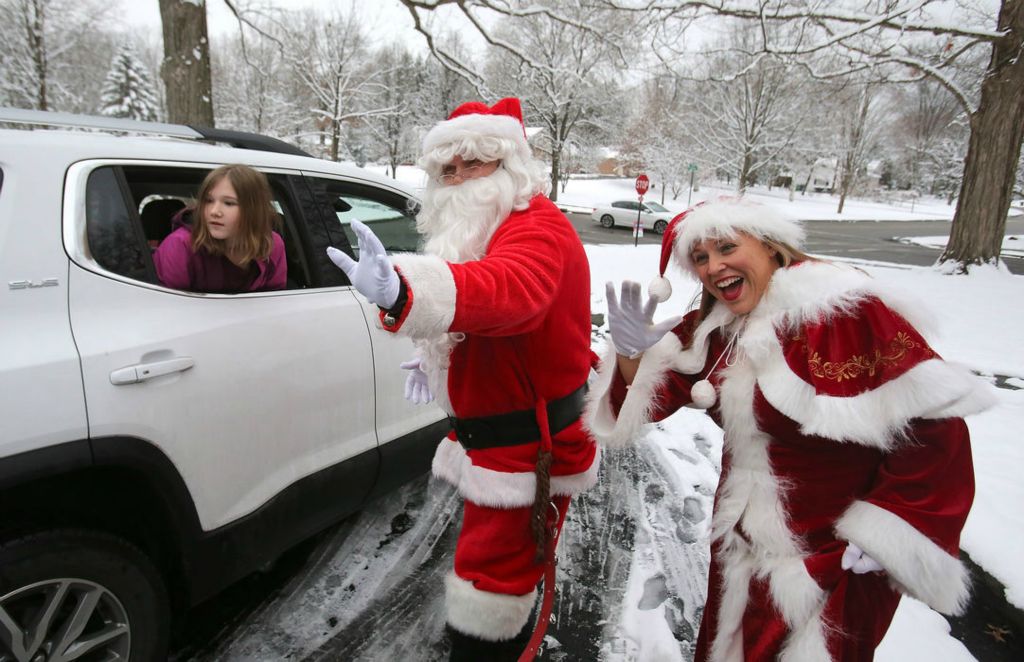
[110,357,195,385]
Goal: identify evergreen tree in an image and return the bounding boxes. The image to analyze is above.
[99,44,160,122]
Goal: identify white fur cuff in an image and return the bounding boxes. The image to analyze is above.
[392,254,457,338]
[835,500,970,615]
[585,334,684,447]
[432,438,600,507]
[445,573,536,640]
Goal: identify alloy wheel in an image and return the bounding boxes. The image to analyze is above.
[0,578,130,661]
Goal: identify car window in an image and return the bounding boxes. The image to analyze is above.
[118,165,310,291]
[305,176,421,260]
[620,201,639,211]
[611,201,625,209]
[85,167,157,284]
[646,202,669,213]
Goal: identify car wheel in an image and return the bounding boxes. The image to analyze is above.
[600,214,615,228]
[653,220,668,235]
[0,529,169,661]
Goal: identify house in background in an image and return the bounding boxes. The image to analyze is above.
[597,147,626,176]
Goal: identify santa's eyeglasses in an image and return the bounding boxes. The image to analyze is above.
[438,160,500,185]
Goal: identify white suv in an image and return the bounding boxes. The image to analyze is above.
[0,109,447,660]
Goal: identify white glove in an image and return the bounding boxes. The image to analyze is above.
[400,357,434,405]
[606,281,683,358]
[326,219,400,308]
[841,542,884,574]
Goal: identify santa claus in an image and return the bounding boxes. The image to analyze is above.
[586,199,995,660]
[328,97,599,660]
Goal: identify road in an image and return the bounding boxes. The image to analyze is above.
[170,212,1023,662]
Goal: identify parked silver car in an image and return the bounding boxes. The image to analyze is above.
[591,200,674,234]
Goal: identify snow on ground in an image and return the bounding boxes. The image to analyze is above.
[586,242,1023,660]
[898,234,1024,259]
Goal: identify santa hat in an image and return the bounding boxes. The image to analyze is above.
[422,97,529,156]
[648,198,804,302]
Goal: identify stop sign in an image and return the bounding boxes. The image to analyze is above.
[635,174,650,196]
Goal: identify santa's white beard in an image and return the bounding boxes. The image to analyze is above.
[417,168,517,263]
[413,169,520,413]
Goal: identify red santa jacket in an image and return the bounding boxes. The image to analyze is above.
[384,194,599,508]
[586,260,995,660]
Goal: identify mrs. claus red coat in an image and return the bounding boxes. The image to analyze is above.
[587,260,994,661]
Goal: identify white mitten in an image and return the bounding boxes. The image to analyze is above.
[400,357,434,405]
[326,219,400,308]
[841,542,884,574]
[606,280,683,358]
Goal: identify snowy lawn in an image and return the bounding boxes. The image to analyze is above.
[587,243,1021,661]
[369,165,1024,226]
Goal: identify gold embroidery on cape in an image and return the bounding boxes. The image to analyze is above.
[800,331,932,382]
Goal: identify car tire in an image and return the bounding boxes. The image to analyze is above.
[653,220,668,235]
[600,214,615,229]
[0,529,170,661]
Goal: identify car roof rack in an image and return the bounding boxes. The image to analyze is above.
[0,107,313,158]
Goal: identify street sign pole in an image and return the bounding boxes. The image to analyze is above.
[687,163,698,206]
[634,173,650,247]
[634,196,643,247]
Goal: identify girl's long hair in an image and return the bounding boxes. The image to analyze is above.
[191,164,278,264]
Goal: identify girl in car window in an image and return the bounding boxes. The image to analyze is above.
[153,164,287,293]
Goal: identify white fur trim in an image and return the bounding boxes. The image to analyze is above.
[392,254,456,338]
[431,437,600,508]
[835,500,971,615]
[674,200,804,276]
[585,303,734,447]
[710,353,831,661]
[423,114,527,155]
[585,333,686,447]
[756,351,997,448]
[445,572,536,640]
[741,262,996,447]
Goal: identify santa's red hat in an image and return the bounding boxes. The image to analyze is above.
[422,97,529,156]
[648,198,804,302]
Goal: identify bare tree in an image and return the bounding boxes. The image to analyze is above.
[213,28,307,140]
[285,7,393,162]
[365,46,429,178]
[687,36,809,193]
[646,1,1022,269]
[834,83,887,213]
[483,1,631,201]
[0,0,114,112]
[399,1,1022,270]
[621,75,693,203]
[159,0,214,126]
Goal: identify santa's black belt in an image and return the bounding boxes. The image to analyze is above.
[449,384,588,450]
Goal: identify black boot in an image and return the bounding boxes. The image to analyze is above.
[447,618,534,662]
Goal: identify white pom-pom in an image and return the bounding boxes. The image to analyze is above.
[648,276,672,303]
[691,379,717,409]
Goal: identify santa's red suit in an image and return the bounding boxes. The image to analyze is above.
[382,190,598,640]
[587,259,994,660]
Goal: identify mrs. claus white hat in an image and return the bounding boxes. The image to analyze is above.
[421,97,530,157]
[649,198,805,302]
